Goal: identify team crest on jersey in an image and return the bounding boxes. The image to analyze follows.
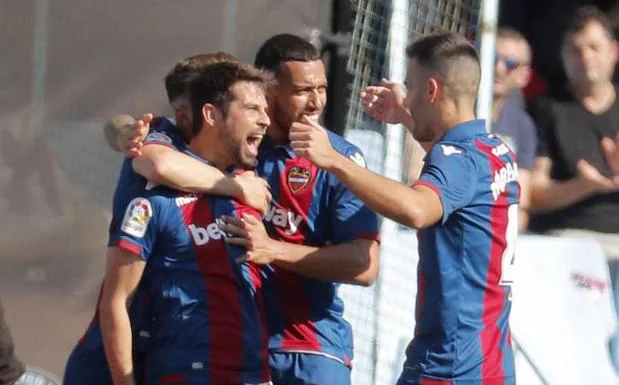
[120,197,152,238]
[287,166,312,193]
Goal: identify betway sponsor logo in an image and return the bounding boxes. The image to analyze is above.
[175,195,198,207]
[264,206,303,235]
[189,219,225,246]
[491,162,518,201]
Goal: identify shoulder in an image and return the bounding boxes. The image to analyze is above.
[326,130,367,168]
[145,117,186,148]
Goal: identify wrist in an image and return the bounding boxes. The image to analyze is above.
[268,239,289,263]
[325,150,344,173]
[222,175,244,199]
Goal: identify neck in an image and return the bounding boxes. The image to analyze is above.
[267,120,288,145]
[189,134,230,172]
[433,99,477,144]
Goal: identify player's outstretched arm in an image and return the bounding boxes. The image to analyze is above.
[99,247,146,385]
[290,119,443,229]
[107,115,271,213]
[133,146,271,214]
[221,214,379,286]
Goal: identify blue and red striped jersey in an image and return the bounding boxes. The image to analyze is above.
[257,130,380,365]
[402,120,518,385]
[77,117,186,352]
[109,172,270,385]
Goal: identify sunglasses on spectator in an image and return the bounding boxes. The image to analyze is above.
[495,54,522,71]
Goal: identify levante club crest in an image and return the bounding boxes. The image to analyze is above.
[287,166,312,193]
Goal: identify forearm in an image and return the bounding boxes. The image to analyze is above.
[100,298,135,385]
[530,177,595,212]
[132,148,240,196]
[328,154,427,228]
[270,239,378,286]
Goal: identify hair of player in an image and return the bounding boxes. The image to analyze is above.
[189,61,273,137]
[164,52,239,104]
[254,33,321,75]
[563,5,615,43]
[405,32,481,100]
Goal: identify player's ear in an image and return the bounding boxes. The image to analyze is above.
[427,77,440,103]
[201,103,219,126]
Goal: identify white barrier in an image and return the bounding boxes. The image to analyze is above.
[341,231,618,385]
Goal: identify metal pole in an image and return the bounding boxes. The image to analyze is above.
[222,0,238,54]
[475,0,499,132]
[30,0,50,138]
[372,1,409,384]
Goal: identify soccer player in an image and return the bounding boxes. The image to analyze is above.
[100,61,273,385]
[289,32,518,385]
[62,52,251,385]
[105,52,271,214]
[117,34,380,385]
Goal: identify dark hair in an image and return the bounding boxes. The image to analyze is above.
[564,6,615,43]
[164,52,239,104]
[406,32,480,98]
[406,32,479,69]
[254,33,321,75]
[189,62,273,136]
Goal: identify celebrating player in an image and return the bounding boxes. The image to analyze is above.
[100,61,273,385]
[290,32,518,385]
[63,52,247,385]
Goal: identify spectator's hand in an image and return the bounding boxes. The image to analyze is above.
[361,79,411,125]
[576,135,619,193]
[118,113,152,158]
[219,214,278,265]
[233,171,272,215]
[290,116,338,169]
[576,159,617,192]
[601,135,619,178]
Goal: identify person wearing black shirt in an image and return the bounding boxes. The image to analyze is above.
[528,5,619,371]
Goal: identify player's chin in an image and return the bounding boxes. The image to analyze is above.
[239,151,258,170]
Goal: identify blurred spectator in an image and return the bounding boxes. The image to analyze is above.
[0,300,24,385]
[527,6,619,370]
[499,0,619,103]
[492,28,538,230]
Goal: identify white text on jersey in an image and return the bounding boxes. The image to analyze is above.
[189,221,225,246]
[491,162,519,201]
[175,195,198,207]
[264,206,303,235]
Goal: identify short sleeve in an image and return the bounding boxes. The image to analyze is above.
[143,117,188,151]
[330,146,380,243]
[108,187,163,261]
[415,143,478,224]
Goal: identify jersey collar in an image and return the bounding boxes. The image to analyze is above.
[259,135,297,158]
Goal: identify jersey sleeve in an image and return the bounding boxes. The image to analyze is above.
[415,143,478,224]
[143,117,187,151]
[330,146,380,243]
[108,186,164,261]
